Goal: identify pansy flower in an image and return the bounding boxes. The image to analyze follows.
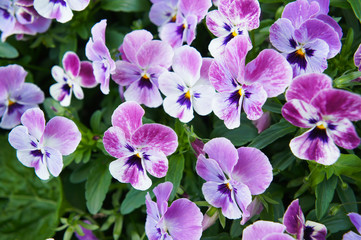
[159,45,215,122]
[242,221,294,240]
[8,108,81,180]
[343,213,361,240]
[159,0,212,48]
[206,0,260,57]
[103,102,178,190]
[196,137,273,219]
[86,19,116,95]
[354,44,361,71]
[0,0,51,41]
[269,1,341,77]
[149,0,179,27]
[145,182,203,240]
[112,30,173,108]
[282,73,361,165]
[283,199,327,240]
[209,36,292,129]
[34,0,90,23]
[50,51,97,106]
[0,64,44,129]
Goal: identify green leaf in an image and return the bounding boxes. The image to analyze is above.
[70,162,93,183]
[322,208,353,233]
[263,98,283,114]
[90,110,103,133]
[334,154,361,177]
[0,42,19,58]
[101,0,150,12]
[336,183,358,213]
[113,215,124,240]
[248,119,297,149]
[165,154,185,201]
[331,0,351,8]
[120,188,148,215]
[218,209,226,229]
[334,71,361,88]
[347,0,361,23]
[315,175,338,220]
[85,159,112,214]
[0,134,62,240]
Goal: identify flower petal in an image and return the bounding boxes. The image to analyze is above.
[13,82,44,105]
[206,10,232,37]
[0,104,29,129]
[164,198,203,240]
[103,126,131,158]
[143,148,168,178]
[158,72,186,96]
[159,22,184,48]
[43,116,81,155]
[162,94,194,123]
[196,154,227,182]
[132,123,178,156]
[145,193,161,240]
[283,199,305,236]
[328,118,360,150]
[122,30,153,65]
[124,80,163,108]
[349,213,361,234]
[355,44,361,70]
[153,181,173,215]
[20,107,45,141]
[34,0,73,23]
[342,231,361,240]
[149,2,176,26]
[242,83,267,120]
[44,146,63,177]
[244,49,292,98]
[178,0,211,22]
[209,60,239,92]
[290,128,340,165]
[62,51,80,78]
[18,149,50,180]
[282,99,319,128]
[282,0,319,29]
[192,85,215,116]
[213,91,242,129]
[8,125,38,150]
[203,137,238,175]
[0,64,27,94]
[304,220,327,240]
[78,61,97,88]
[136,40,173,69]
[269,18,297,53]
[242,220,287,240]
[232,147,272,195]
[112,61,141,86]
[263,233,295,240]
[67,0,89,11]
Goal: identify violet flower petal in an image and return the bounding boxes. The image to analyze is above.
[78,61,97,88]
[124,80,163,108]
[282,0,320,29]
[196,154,227,182]
[355,44,361,71]
[8,125,38,150]
[328,118,360,150]
[242,220,287,240]
[213,91,242,129]
[63,51,81,78]
[44,146,63,177]
[136,40,173,69]
[269,18,297,53]
[112,61,141,86]
[20,107,45,141]
[122,29,153,65]
[282,99,319,129]
[349,213,361,234]
[34,0,73,23]
[178,0,211,22]
[242,83,267,120]
[283,199,305,236]
[153,182,173,216]
[142,148,168,178]
[103,126,130,158]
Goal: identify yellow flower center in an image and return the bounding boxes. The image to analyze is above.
[238,88,244,97]
[295,48,306,58]
[185,90,191,99]
[171,15,177,22]
[316,121,327,130]
[142,74,150,80]
[8,99,15,106]
[232,30,238,37]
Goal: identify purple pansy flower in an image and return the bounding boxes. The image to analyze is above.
[112,30,173,108]
[283,199,327,240]
[103,102,178,190]
[270,0,341,77]
[85,19,116,95]
[252,111,271,134]
[149,0,178,27]
[159,45,215,122]
[34,0,90,23]
[8,108,81,180]
[145,182,203,240]
[240,198,264,225]
[354,44,361,71]
[159,0,212,48]
[0,64,44,129]
[196,137,273,219]
[206,0,260,57]
[242,221,294,240]
[209,36,292,129]
[343,213,361,240]
[0,0,51,41]
[282,73,361,165]
[50,51,97,106]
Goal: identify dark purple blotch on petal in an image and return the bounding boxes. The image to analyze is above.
[125,144,135,152]
[224,23,232,31]
[194,93,201,98]
[287,50,307,70]
[223,33,234,46]
[177,93,192,109]
[30,149,43,158]
[289,38,297,49]
[7,103,23,115]
[50,0,67,6]
[303,225,314,240]
[217,174,225,181]
[328,123,336,130]
[244,90,251,99]
[31,141,37,148]
[177,84,185,92]
[176,24,186,37]
[138,76,153,89]
[1,8,10,19]
[143,152,150,160]
[309,118,318,124]
[228,89,242,107]
[218,183,233,203]
[20,11,32,22]
[307,127,328,143]
[126,154,144,172]
[61,84,71,96]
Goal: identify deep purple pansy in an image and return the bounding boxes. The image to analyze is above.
[0,64,44,129]
[196,137,273,219]
[145,182,203,240]
[103,102,178,190]
[159,45,215,122]
[50,51,97,106]
[242,221,294,240]
[354,44,361,71]
[0,0,51,41]
[34,0,90,23]
[209,36,292,129]
[283,199,327,240]
[8,108,81,180]
[159,0,212,48]
[85,19,116,95]
[343,213,361,240]
[206,0,260,57]
[282,73,361,165]
[112,30,173,108]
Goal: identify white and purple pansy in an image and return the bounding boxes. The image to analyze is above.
[196,137,273,220]
[282,73,361,165]
[269,0,341,77]
[50,51,97,106]
[242,221,294,240]
[283,199,327,240]
[85,19,116,95]
[159,0,212,48]
[343,213,361,240]
[8,108,81,180]
[103,102,178,190]
[158,45,215,123]
[206,0,260,57]
[112,30,173,108]
[0,64,44,129]
[0,0,51,41]
[354,44,361,71]
[149,0,179,27]
[145,182,203,240]
[209,35,292,129]
[34,0,90,23]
